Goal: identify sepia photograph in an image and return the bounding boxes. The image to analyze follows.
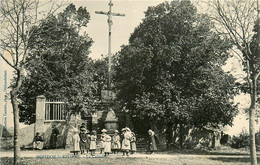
[0,0,260,164]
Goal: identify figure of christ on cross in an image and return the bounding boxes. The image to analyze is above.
[95,0,125,90]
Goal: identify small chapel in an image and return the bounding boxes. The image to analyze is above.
[33,90,133,149]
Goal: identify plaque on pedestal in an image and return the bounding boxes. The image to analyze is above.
[101,90,116,102]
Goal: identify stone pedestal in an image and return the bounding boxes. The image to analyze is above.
[104,108,118,134]
[104,120,119,134]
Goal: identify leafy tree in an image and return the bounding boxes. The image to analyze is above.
[114,1,238,147]
[0,0,64,164]
[92,58,109,98]
[18,4,95,124]
[209,0,259,164]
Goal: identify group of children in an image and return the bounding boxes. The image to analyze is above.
[71,126,97,156]
[71,123,136,156]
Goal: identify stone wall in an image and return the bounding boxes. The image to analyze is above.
[19,124,35,148]
[1,123,68,150]
[39,121,67,148]
[1,124,35,150]
[34,95,70,149]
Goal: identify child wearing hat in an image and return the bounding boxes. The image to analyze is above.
[111,130,121,154]
[103,130,111,156]
[79,127,88,154]
[130,132,137,154]
[80,123,86,130]
[89,130,97,156]
[100,129,107,154]
[121,127,132,156]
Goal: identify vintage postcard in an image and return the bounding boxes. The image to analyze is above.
[0,0,259,164]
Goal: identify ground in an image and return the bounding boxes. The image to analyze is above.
[1,146,260,165]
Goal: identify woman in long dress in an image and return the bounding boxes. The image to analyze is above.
[111,130,121,154]
[148,129,159,154]
[72,128,80,155]
[89,130,97,156]
[121,127,132,156]
[50,125,59,149]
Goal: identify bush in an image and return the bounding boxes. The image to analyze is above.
[231,131,249,149]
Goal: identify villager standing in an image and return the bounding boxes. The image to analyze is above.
[211,131,218,149]
[121,127,132,156]
[86,129,91,153]
[79,128,88,154]
[50,125,59,149]
[111,130,121,154]
[100,129,106,154]
[89,130,97,156]
[148,129,159,154]
[33,132,44,150]
[72,128,80,155]
[130,132,137,154]
[103,130,111,156]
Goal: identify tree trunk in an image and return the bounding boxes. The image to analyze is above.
[166,121,173,148]
[249,77,257,165]
[10,69,24,165]
[10,91,20,165]
[179,121,184,148]
[172,123,178,146]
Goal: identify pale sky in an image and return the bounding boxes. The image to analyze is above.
[0,0,255,135]
[74,0,170,59]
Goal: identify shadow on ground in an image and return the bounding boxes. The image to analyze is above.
[210,157,260,163]
[155,149,248,156]
[156,146,260,156]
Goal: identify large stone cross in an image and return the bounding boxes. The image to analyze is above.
[95,0,125,90]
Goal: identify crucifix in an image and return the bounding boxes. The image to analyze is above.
[95,0,125,90]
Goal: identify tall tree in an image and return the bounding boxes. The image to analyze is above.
[209,0,259,164]
[18,4,95,124]
[0,0,64,164]
[114,0,238,147]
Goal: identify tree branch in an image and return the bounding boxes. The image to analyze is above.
[0,53,16,70]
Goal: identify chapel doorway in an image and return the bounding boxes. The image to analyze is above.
[81,111,92,132]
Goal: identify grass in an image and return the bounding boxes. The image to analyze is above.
[1,155,258,165]
[1,146,259,165]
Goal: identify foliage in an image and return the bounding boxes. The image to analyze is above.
[209,0,259,164]
[1,0,66,163]
[92,58,108,99]
[231,130,250,149]
[114,1,238,137]
[18,4,95,124]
